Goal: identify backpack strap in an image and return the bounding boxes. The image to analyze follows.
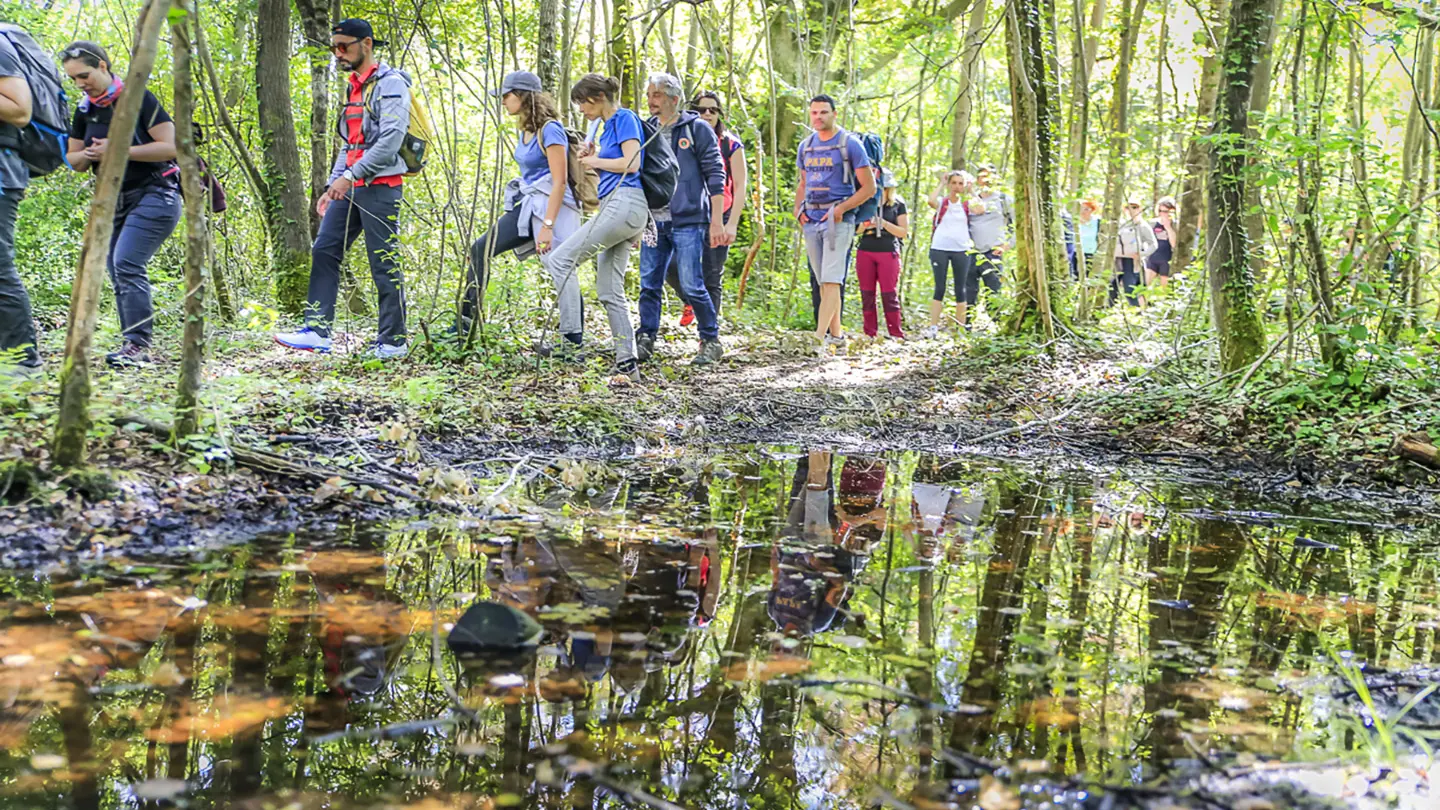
[932,197,948,233]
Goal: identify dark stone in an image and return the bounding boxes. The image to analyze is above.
[447,601,543,655]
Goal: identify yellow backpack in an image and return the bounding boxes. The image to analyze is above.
[360,69,435,176]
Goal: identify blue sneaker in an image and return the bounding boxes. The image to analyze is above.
[274,327,333,353]
[367,342,409,360]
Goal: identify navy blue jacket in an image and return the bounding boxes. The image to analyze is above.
[648,110,725,227]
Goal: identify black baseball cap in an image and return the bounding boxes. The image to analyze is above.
[331,18,387,47]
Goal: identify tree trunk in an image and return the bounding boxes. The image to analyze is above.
[1005,0,1062,336]
[610,0,637,108]
[1206,0,1276,373]
[296,0,331,236]
[1063,0,1106,198]
[171,0,207,440]
[1171,0,1227,275]
[1293,1,1341,369]
[257,0,317,315]
[1077,0,1149,319]
[1242,0,1283,278]
[538,0,561,92]
[53,0,169,468]
[951,0,988,169]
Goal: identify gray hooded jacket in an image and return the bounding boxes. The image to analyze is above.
[329,62,411,185]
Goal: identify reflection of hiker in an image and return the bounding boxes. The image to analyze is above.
[837,454,888,550]
[768,450,863,636]
[909,459,985,559]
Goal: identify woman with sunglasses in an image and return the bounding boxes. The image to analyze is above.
[1112,197,1158,307]
[668,90,746,324]
[62,41,181,368]
[1145,196,1178,288]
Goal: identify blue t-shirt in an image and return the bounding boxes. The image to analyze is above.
[595,108,643,199]
[798,129,869,221]
[516,121,568,185]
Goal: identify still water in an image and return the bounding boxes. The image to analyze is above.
[0,448,1434,808]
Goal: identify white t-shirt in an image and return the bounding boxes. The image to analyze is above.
[932,198,973,252]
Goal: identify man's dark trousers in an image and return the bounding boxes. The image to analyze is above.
[305,183,406,346]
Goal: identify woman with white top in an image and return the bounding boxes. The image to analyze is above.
[925,170,973,335]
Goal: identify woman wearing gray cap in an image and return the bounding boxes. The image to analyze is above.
[459,70,584,351]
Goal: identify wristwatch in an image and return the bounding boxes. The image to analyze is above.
[543,218,555,227]
[342,169,356,183]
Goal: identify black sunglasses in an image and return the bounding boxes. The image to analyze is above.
[693,106,721,114]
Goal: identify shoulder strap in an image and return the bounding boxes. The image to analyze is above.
[933,197,948,232]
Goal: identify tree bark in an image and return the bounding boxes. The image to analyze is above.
[538,0,561,92]
[1077,0,1149,319]
[1005,0,1062,336]
[171,0,207,440]
[53,0,169,468]
[1171,0,1227,275]
[951,0,988,169]
[1293,1,1341,369]
[1063,0,1106,197]
[1242,0,1283,278]
[257,0,317,315]
[610,0,637,108]
[1394,432,1440,468]
[296,0,332,236]
[1206,0,1276,373]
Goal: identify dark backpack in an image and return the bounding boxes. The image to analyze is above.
[638,116,678,209]
[854,133,884,224]
[0,24,68,177]
[859,132,883,168]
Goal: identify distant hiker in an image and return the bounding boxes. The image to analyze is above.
[275,19,411,358]
[926,169,973,336]
[543,73,647,384]
[457,71,584,354]
[63,40,180,368]
[1076,198,1101,277]
[635,73,726,367]
[855,170,908,340]
[0,26,39,378]
[1146,196,1178,288]
[794,94,876,356]
[1112,197,1158,306]
[965,165,1014,311]
[668,89,746,327]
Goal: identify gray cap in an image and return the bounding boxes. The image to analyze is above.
[881,170,900,189]
[493,71,543,97]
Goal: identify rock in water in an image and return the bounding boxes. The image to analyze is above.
[447,602,543,655]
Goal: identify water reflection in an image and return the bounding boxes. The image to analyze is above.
[0,448,1435,808]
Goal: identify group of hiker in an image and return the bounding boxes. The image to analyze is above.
[0,15,1190,383]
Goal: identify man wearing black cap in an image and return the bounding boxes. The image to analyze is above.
[275,18,413,358]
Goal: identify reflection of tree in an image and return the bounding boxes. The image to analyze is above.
[1142,516,1248,764]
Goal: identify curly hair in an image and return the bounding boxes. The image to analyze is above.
[512,89,562,135]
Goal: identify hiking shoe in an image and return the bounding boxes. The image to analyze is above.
[920,325,940,340]
[366,342,410,360]
[611,359,641,384]
[824,334,847,347]
[692,339,724,366]
[534,339,584,363]
[105,342,151,368]
[275,327,333,353]
[679,305,695,327]
[636,332,656,363]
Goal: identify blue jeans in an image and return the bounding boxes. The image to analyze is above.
[0,188,37,367]
[639,222,718,341]
[108,183,181,347]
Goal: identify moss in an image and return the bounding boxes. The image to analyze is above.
[0,459,41,504]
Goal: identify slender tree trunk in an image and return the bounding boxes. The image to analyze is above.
[1152,0,1168,202]
[297,0,331,236]
[1171,0,1227,275]
[1063,0,1105,199]
[172,0,207,439]
[53,0,168,467]
[1242,0,1283,278]
[951,0,988,169]
[1078,0,1149,319]
[1294,1,1341,368]
[1006,0,1062,336]
[610,0,637,108]
[1206,0,1277,373]
[538,0,561,92]
[257,0,317,314]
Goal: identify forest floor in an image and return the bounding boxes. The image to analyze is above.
[1,313,1438,564]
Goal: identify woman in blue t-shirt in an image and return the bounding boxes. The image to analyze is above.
[543,73,649,383]
[460,71,584,347]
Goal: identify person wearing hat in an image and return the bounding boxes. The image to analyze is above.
[275,18,414,358]
[457,70,584,354]
[855,169,909,339]
[1113,196,1158,306]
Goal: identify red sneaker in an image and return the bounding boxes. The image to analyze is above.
[679,305,695,327]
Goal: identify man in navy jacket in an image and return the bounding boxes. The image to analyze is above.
[636,72,729,367]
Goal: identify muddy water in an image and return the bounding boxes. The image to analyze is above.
[0,449,1434,809]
